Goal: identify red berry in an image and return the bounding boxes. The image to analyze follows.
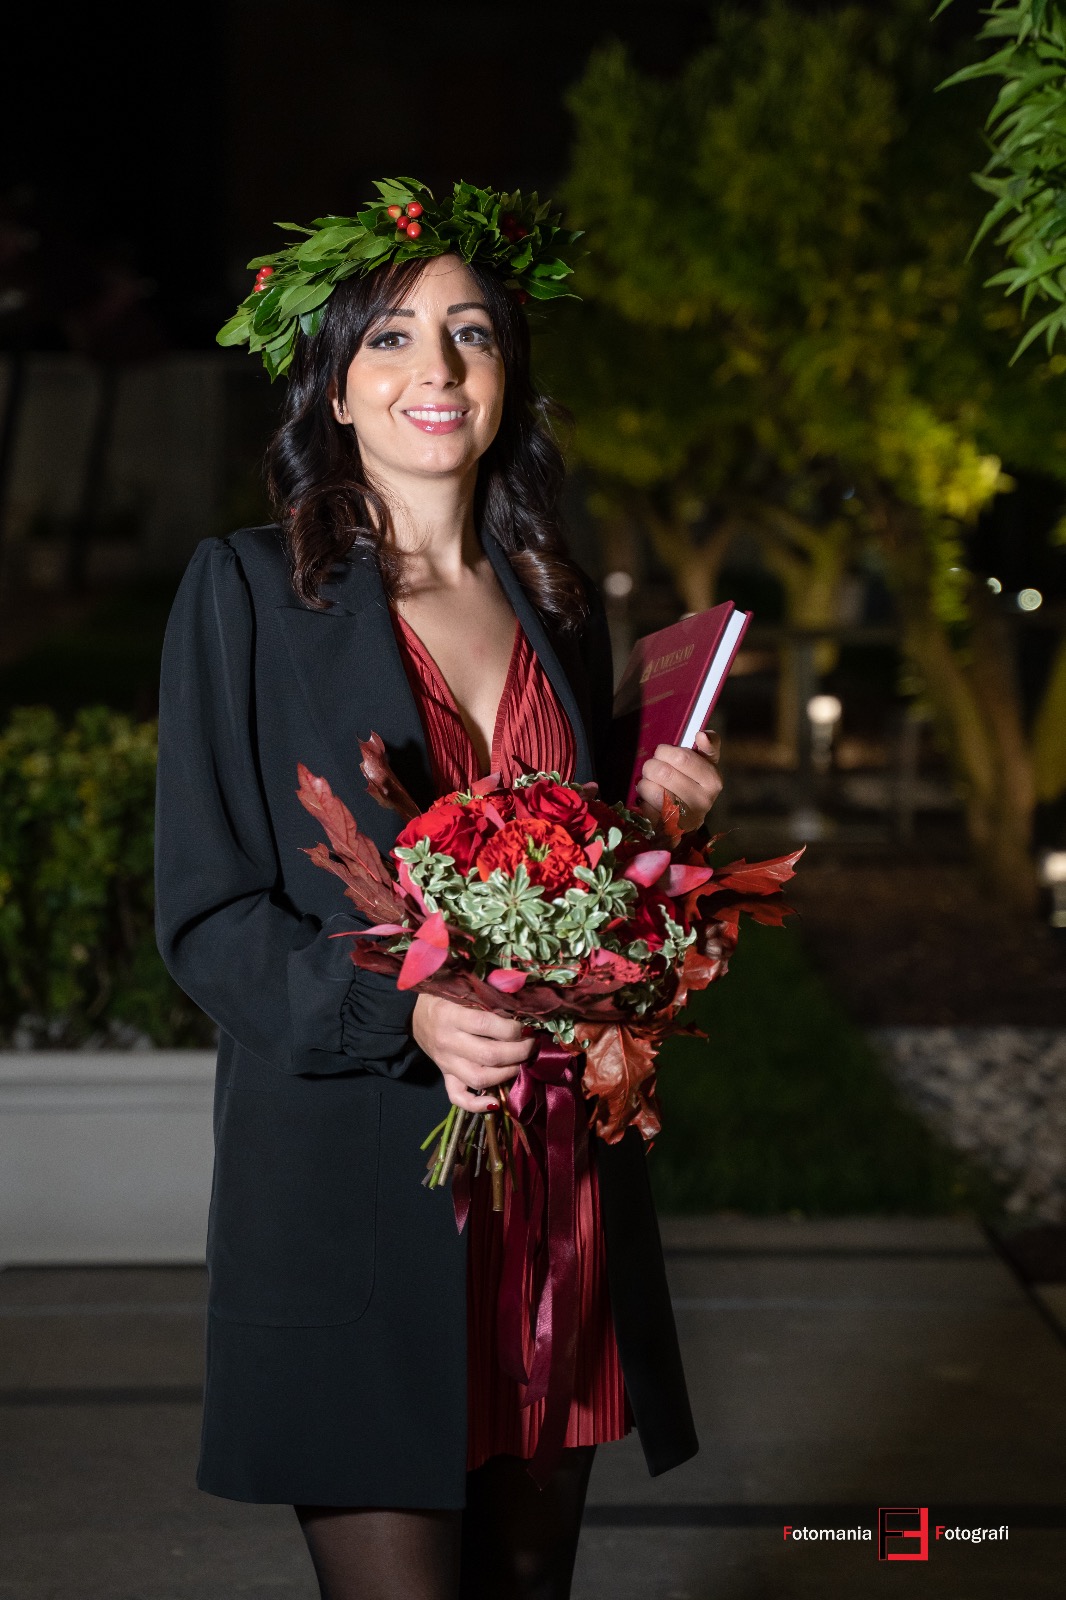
[502,214,516,229]
[406,201,423,218]
[516,289,529,305]
[396,217,409,232]
[405,221,422,239]
[254,281,269,292]
[258,265,274,276]
[514,226,528,240]
[387,205,402,219]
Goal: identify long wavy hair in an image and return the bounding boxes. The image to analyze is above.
[265,256,589,627]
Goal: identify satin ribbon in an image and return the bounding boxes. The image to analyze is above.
[448,1036,587,1487]
[501,1036,587,1487]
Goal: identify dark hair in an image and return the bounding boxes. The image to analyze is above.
[265,255,589,627]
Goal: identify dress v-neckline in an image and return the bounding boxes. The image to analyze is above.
[391,609,523,779]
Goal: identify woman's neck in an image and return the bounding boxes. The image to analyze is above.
[377,465,483,591]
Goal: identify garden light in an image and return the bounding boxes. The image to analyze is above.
[807,693,842,776]
[1039,851,1066,929]
[604,571,634,599]
[1017,588,1043,611]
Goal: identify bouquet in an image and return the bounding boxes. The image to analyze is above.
[297,735,801,1481]
[298,735,800,1181]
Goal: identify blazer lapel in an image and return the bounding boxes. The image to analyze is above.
[274,548,436,847]
[480,534,595,785]
[275,535,597,839]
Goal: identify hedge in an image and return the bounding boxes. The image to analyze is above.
[0,707,213,1048]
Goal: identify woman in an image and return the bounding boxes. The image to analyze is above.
[155,182,723,1600]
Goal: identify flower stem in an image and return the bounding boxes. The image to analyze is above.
[420,1114,450,1152]
[484,1113,505,1212]
[436,1106,469,1187]
[427,1105,457,1188]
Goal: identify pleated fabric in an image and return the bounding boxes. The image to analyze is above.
[391,613,575,792]
[389,607,634,1469]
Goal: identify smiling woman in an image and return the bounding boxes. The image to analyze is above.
[267,253,588,631]
[156,179,721,1600]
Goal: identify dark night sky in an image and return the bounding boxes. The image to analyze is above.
[3,0,721,346]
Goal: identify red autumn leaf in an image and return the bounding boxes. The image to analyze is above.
[358,733,421,821]
[674,942,726,1004]
[631,1090,663,1142]
[396,858,429,915]
[470,771,502,795]
[487,968,528,993]
[397,911,450,990]
[712,848,805,896]
[580,1023,662,1142]
[585,837,604,870]
[656,789,684,845]
[623,849,671,887]
[665,863,714,898]
[299,840,406,927]
[295,766,399,904]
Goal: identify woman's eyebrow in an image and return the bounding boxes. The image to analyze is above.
[447,301,489,315]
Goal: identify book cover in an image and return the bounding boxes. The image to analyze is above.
[610,602,752,807]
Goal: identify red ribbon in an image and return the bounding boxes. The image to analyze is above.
[498,1036,587,1488]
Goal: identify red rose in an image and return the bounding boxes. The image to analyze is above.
[396,794,500,874]
[475,818,586,896]
[585,796,637,838]
[515,779,595,840]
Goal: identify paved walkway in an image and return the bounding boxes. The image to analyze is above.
[1,1217,1063,1598]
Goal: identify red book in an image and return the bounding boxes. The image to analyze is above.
[609,602,752,807]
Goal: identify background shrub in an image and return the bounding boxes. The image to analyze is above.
[0,707,214,1048]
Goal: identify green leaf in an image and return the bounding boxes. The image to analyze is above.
[277,279,334,320]
[297,226,367,263]
[1009,303,1066,362]
[215,312,250,348]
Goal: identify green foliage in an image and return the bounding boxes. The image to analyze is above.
[936,1,1066,360]
[218,177,582,378]
[551,0,1066,870]
[649,921,998,1215]
[0,708,213,1048]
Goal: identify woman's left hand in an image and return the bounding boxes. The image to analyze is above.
[636,728,723,832]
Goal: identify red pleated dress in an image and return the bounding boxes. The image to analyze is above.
[390,609,635,1471]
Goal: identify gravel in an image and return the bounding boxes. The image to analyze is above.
[871,1027,1066,1222]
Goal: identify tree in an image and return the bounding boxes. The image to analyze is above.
[935,0,1066,361]
[552,0,1066,908]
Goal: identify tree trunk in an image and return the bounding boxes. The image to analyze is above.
[875,500,1039,913]
[1032,633,1066,805]
[644,509,739,617]
[757,521,852,761]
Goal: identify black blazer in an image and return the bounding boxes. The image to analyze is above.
[154,523,697,1506]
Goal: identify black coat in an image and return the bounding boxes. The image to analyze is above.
[154,523,698,1508]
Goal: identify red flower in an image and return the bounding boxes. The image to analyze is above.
[515,779,595,840]
[616,892,668,953]
[395,794,502,874]
[475,819,586,896]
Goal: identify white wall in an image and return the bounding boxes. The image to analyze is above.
[0,1052,215,1265]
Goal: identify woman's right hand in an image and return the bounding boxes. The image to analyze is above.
[412,993,533,1112]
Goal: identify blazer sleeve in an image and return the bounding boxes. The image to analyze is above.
[153,536,421,1079]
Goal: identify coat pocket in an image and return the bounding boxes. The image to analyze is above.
[207,1081,381,1326]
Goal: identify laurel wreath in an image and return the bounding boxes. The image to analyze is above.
[216,176,583,379]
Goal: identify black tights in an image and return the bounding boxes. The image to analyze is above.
[294,1444,597,1600]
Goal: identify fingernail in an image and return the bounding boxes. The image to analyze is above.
[486,1103,499,1111]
